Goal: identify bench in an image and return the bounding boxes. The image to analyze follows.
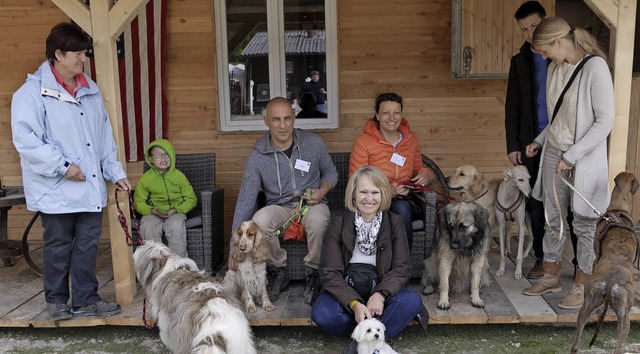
[281,152,444,280]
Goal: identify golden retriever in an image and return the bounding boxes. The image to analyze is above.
[446,165,499,232]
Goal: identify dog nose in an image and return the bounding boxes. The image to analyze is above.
[374,334,379,339]
[449,241,460,250]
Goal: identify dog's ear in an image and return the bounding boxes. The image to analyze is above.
[503,169,512,181]
[473,204,490,234]
[351,321,365,342]
[437,205,451,241]
[632,175,640,195]
[251,227,269,263]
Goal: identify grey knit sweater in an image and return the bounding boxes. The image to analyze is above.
[231,128,338,235]
[532,56,614,218]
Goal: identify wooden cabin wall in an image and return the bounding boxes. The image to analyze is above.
[4,0,639,247]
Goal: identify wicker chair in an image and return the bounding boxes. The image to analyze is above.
[281,152,445,280]
[138,153,224,273]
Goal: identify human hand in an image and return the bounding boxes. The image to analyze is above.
[507,151,522,166]
[319,88,327,95]
[366,292,385,317]
[151,208,168,219]
[556,159,573,174]
[64,163,86,181]
[228,257,238,271]
[525,143,541,158]
[353,302,372,324]
[303,189,324,206]
[166,209,177,217]
[410,171,430,186]
[393,184,409,197]
[116,178,131,191]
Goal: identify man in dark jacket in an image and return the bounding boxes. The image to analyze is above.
[504,1,548,279]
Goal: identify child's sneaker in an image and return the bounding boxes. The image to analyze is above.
[47,303,72,321]
[72,300,121,317]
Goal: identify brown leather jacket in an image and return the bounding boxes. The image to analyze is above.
[318,210,411,311]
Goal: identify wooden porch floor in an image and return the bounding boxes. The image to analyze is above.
[1,237,639,328]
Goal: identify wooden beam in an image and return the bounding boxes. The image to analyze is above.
[88,0,136,305]
[108,0,148,39]
[609,0,637,182]
[51,0,92,36]
[584,0,618,29]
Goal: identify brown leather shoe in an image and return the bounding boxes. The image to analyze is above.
[522,261,563,296]
[526,260,545,279]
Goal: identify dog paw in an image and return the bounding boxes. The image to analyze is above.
[245,304,256,313]
[437,301,450,310]
[263,303,276,312]
[514,271,522,280]
[471,299,485,308]
[495,269,504,277]
[422,285,436,295]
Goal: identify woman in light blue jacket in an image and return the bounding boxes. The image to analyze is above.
[11,22,130,321]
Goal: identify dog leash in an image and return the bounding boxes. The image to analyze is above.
[546,173,605,241]
[399,181,456,208]
[114,189,143,246]
[115,190,157,329]
[273,189,312,240]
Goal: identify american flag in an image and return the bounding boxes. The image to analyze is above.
[84,0,167,162]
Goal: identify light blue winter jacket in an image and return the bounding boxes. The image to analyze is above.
[11,61,127,213]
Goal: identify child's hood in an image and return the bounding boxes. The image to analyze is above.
[144,139,177,173]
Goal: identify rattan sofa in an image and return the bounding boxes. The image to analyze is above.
[281,152,440,280]
[138,153,224,273]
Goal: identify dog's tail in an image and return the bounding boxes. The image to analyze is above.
[192,297,256,354]
[589,293,610,348]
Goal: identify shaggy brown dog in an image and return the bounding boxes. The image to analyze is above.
[421,201,492,309]
[571,172,639,354]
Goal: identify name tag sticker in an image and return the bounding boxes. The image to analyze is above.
[391,153,406,167]
[295,159,311,172]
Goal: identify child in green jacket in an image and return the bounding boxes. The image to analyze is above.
[134,139,197,257]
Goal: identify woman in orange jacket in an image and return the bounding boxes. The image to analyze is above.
[349,92,430,249]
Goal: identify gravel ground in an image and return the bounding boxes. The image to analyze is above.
[1,322,640,353]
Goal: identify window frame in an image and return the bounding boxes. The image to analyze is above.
[214,0,339,131]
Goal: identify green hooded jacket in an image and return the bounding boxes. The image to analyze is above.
[133,139,197,215]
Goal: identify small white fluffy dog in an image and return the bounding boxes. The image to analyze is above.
[351,318,398,354]
[133,241,256,354]
[223,220,275,313]
[494,165,533,280]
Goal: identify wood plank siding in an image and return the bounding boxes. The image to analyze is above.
[1,0,639,246]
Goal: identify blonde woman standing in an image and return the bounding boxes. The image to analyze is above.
[522,17,614,310]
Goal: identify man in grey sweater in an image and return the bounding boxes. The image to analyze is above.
[230,97,338,305]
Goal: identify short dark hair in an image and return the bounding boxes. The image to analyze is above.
[374,92,403,114]
[515,1,546,21]
[45,22,92,63]
[515,1,547,21]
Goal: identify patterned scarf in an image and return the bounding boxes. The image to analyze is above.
[354,211,382,256]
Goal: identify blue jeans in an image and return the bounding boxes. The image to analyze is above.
[311,288,421,340]
[390,199,413,249]
[41,212,103,307]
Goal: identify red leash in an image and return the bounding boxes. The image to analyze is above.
[399,181,456,201]
[114,189,143,246]
[115,190,155,328]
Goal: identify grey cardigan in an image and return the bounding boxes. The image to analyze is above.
[532,56,614,218]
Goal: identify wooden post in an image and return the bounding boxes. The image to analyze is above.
[609,0,637,182]
[52,0,149,305]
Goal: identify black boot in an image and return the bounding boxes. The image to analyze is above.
[303,266,321,305]
[266,266,289,302]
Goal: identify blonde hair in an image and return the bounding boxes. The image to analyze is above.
[533,17,607,60]
[344,166,392,212]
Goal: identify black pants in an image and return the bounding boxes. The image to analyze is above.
[41,212,103,307]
